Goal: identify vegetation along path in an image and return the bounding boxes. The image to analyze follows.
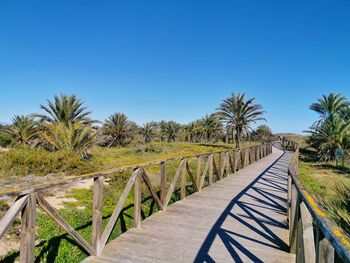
[84,146,295,263]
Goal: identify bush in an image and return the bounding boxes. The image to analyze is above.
[0,146,97,178]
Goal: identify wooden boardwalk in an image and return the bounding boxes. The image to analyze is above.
[83,147,295,263]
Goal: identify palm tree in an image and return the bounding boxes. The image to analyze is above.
[164,121,181,142]
[309,93,349,128]
[36,94,96,126]
[1,115,38,146]
[184,121,203,143]
[201,114,223,143]
[103,113,137,147]
[41,122,96,157]
[307,115,350,161]
[256,125,272,142]
[158,120,168,142]
[217,93,265,148]
[140,122,157,143]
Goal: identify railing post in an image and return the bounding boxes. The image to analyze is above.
[134,171,142,229]
[92,176,103,255]
[197,156,202,189]
[316,223,334,263]
[180,159,187,200]
[218,152,223,180]
[20,193,36,263]
[208,154,213,185]
[160,161,167,210]
[290,184,300,254]
[299,202,316,263]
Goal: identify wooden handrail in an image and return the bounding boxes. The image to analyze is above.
[284,141,350,263]
[0,143,273,262]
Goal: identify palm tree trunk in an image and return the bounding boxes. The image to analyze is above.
[235,128,241,148]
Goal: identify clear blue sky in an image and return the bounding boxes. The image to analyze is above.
[1,0,349,133]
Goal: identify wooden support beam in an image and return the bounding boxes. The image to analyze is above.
[92,176,104,254]
[160,161,167,210]
[37,194,95,256]
[300,202,315,263]
[218,153,223,180]
[99,169,141,249]
[316,224,334,263]
[0,195,28,240]
[185,162,199,192]
[180,159,187,200]
[134,172,142,229]
[142,170,163,210]
[165,159,186,206]
[196,156,202,189]
[20,193,36,263]
[208,154,214,185]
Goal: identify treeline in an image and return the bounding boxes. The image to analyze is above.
[307,93,350,161]
[0,93,272,157]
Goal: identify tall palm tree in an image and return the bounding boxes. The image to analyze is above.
[164,121,181,142]
[217,93,265,148]
[184,121,203,143]
[307,115,350,161]
[103,113,137,147]
[41,122,96,157]
[158,120,168,142]
[140,122,157,143]
[309,93,349,128]
[36,94,96,126]
[201,114,223,143]
[1,115,38,146]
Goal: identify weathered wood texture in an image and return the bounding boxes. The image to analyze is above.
[83,147,294,262]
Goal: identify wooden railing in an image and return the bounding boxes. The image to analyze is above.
[0,143,272,263]
[285,143,350,263]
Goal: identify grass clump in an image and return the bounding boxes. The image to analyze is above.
[0,146,96,178]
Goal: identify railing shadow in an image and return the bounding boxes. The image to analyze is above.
[194,150,292,262]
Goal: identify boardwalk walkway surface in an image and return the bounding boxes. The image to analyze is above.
[84,147,295,263]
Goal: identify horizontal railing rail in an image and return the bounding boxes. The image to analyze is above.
[0,143,272,263]
[284,141,350,263]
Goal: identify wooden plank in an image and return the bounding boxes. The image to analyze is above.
[92,176,104,254]
[134,173,142,229]
[164,159,185,206]
[300,202,315,263]
[290,184,300,254]
[37,194,96,255]
[99,169,141,249]
[142,170,163,210]
[196,156,202,188]
[317,237,334,263]
[160,161,167,210]
[20,193,36,263]
[212,156,220,182]
[208,155,213,185]
[316,223,334,263]
[0,195,28,240]
[218,152,222,180]
[296,215,304,263]
[198,157,210,190]
[185,162,199,192]
[180,160,187,200]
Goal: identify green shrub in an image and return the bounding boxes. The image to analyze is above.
[0,147,96,177]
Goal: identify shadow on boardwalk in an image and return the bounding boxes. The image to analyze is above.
[194,151,291,263]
